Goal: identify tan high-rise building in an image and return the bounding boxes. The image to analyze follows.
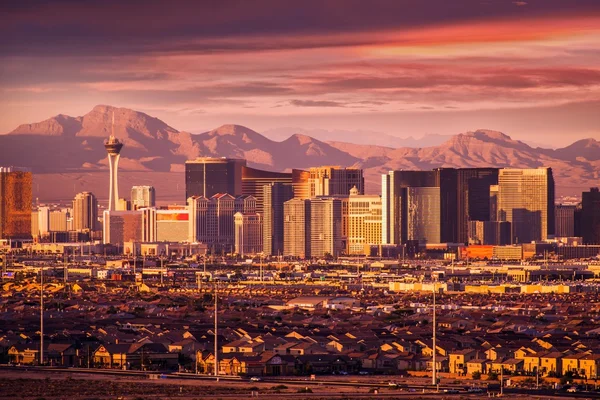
[347,187,382,255]
[310,197,343,258]
[49,209,69,232]
[72,192,98,232]
[0,167,32,240]
[406,187,441,244]
[309,166,364,198]
[234,212,263,256]
[283,198,311,258]
[131,186,156,209]
[497,168,555,243]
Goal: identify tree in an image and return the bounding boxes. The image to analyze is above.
[487,371,498,381]
[472,371,482,380]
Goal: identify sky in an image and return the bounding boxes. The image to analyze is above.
[1,0,600,146]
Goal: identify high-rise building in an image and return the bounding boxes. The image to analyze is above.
[347,187,382,255]
[497,168,555,243]
[406,187,440,244]
[234,212,263,256]
[582,187,600,244]
[456,168,499,243]
[310,197,343,258]
[188,194,256,253]
[103,210,144,245]
[72,192,98,232]
[283,198,311,258]
[381,170,437,245]
[49,209,69,232]
[309,166,364,198]
[262,183,294,256]
[117,198,131,211]
[37,206,50,236]
[555,204,576,237]
[31,210,39,238]
[241,166,308,214]
[185,157,246,200]
[0,167,32,240]
[468,220,511,245]
[104,113,124,211]
[489,185,499,221]
[131,186,156,209]
[156,209,189,242]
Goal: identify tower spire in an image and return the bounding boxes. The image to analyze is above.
[111,111,115,138]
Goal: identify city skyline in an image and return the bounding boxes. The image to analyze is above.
[1,1,600,146]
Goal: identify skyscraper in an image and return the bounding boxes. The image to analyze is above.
[188,194,256,253]
[103,210,144,245]
[456,168,499,243]
[0,167,32,240]
[185,157,246,200]
[234,212,263,256]
[581,187,600,244]
[347,187,382,255]
[381,170,437,245]
[131,186,156,209]
[497,168,555,243]
[72,192,98,232]
[309,166,364,198]
[310,197,343,258]
[37,206,50,236]
[263,183,293,256]
[241,166,308,214]
[104,113,124,211]
[283,198,311,258]
[406,187,441,244]
[555,204,576,237]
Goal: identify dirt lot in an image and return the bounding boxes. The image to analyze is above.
[0,369,576,399]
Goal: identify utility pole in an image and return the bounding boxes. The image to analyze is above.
[432,284,437,389]
[40,266,44,365]
[214,281,218,378]
[500,366,504,396]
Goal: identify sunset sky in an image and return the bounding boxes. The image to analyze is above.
[1,0,600,146]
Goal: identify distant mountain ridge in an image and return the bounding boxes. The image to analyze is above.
[1,105,599,199]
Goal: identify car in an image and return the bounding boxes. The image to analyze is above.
[250,376,262,382]
[468,387,484,393]
[444,389,460,393]
[388,382,398,387]
[358,371,369,375]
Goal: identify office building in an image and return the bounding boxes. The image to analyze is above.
[188,194,256,253]
[185,157,246,200]
[234,212,263,256]
[104,114,124,211]
[406,187,440,244]
[72,192,98,232]
[262,183,294,256]
[309,166,364,198]
[31,210,39,238]
[131,186,156,209]
[555,204,576,238]
[347,188,382,255]
[310,197,343,258]
[283,198,311,258]
[497,168,555,243]
[0,167,32,240]
[468,220,512,245]
[582,187,600,244]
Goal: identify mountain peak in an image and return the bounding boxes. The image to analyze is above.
[465,129,513,141]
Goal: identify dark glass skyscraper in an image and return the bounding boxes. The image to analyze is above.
[582,187,600,244]
[185,158,246,200]
[263,182,294,256]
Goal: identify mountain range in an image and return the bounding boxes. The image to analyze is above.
[1,105,598,202]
